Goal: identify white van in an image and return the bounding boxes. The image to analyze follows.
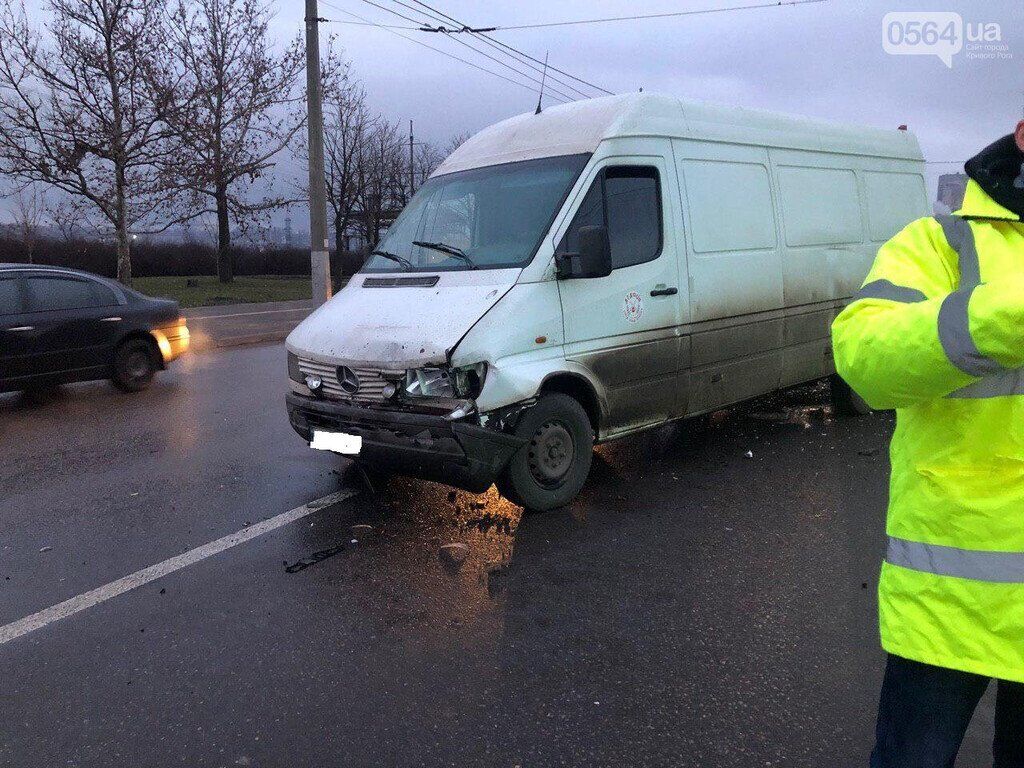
[285,94,927,510]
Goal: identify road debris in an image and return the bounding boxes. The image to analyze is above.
[351,524,374,540]
[439,542,470,567]
[285,542,347,573]
[38,546,52,553]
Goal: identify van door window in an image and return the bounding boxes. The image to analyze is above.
[558,166,663,270]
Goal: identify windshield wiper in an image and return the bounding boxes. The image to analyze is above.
[413,240,477,269]
[369,249,414,271]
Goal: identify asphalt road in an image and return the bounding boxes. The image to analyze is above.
[184,299,316,351]
[0,344,997,767]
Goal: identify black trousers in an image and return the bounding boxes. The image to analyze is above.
[871,654,1024,768]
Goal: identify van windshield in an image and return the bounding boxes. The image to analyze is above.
[362,154,590,273]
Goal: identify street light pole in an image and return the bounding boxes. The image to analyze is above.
[305,0,331,305]
[409,119,415,198]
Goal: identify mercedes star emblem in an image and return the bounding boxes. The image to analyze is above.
[337,365,361,395]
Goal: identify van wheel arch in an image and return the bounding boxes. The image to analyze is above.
[539,373,601,436]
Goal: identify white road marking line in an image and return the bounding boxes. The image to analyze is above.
[187,307,312,321]
[0,489,358,647]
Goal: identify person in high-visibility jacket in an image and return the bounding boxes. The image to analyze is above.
[832,122,1024,767]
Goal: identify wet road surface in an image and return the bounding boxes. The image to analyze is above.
[0,345,996,767]
[185,299,316,351]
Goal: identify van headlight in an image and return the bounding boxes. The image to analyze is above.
[405,363,487,399]
[287,352,303,383]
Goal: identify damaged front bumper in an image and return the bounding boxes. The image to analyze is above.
[285,393,525,493]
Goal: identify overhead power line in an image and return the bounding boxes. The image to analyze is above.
[318,0,570,103]
[321,0,827,103]
[325,0,828,32]
[493,0,829,31]
[349,0,424,26]
[352,0,585,101]
[476,33,613,96]
[406,0,611,97]
[363,0,584,102]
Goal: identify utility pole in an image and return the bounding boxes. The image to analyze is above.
[305,0,331,304]
[409,119,415,199]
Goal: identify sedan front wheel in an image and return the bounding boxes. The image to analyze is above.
[112,338,158,392]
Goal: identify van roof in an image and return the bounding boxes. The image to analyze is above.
[433,93,923,176]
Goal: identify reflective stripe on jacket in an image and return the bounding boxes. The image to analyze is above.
[831,179,1024,682]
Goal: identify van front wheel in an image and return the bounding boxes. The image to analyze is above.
[497,393,594,512]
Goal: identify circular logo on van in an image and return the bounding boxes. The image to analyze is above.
[623,290,643,323]
[337,366,361,395]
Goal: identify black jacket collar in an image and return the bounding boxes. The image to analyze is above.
[964,134,1024,220]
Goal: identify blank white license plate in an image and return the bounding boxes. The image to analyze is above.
[310,430,362,455]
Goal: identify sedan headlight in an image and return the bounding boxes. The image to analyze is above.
[405,363,487,399]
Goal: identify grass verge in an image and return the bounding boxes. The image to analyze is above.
[133,275,312,309]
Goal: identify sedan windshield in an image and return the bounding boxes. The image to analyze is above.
[362,154,590,273]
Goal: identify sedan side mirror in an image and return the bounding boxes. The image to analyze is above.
[556,225,612,279]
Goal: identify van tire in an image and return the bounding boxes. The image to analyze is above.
[830,374,873,417]
[112,338,158,392]
[497,393,594,512]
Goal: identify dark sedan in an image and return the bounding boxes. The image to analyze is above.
[0,265,189,394]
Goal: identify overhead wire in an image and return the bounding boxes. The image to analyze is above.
[325,0,828,33]
[404,0,609,98]
[493,0,828,31]
[351,0,579,102]
[318,0,570,103]
[321,0,832,102]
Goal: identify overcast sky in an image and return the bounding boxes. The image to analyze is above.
[280,0,1023,172]
[7,0,1024,229]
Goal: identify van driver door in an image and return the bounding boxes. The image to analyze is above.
[556,151,686,438]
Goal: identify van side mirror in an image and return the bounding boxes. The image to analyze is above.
[556,225,612,279]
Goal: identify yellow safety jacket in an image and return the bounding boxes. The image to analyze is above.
[832,179,1024,682]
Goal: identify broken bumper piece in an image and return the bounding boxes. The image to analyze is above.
[286,392,525,492]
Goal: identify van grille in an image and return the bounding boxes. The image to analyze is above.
[296,358,398,403]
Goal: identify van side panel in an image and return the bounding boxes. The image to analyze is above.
[863,171,929,242]
[673,140,784,413]
[770,150,869,387]
[674,139,928,416]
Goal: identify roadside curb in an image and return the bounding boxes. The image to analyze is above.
[184,299,316,352]
[189,330,293,352]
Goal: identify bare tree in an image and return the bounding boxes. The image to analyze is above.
[409,131,469,192]
[0,0,177,285]
[413,141,445,190]
[355,118,406,247]
[323,63,371,258]
[444,131,471,157]
[48,197,84,243]
[166,0,305,283]
[9,182,45,262]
